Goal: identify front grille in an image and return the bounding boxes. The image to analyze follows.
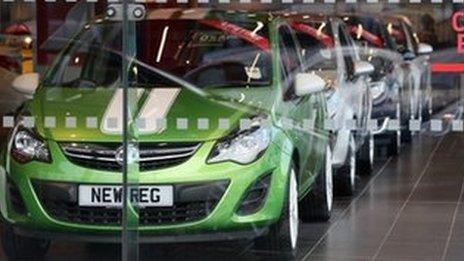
[60,142,201,172]
[33,180,228,226]
[42,201,216,226]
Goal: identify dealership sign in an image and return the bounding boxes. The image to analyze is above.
[452,11,464,53]
[431,11,464,73]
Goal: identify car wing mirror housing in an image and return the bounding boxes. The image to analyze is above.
[12,73,39,96]
[295,73,327,97]
[418,43,433,55]
[353,61,375,77]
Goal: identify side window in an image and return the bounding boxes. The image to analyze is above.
[403,22,419,53]
[295,21,337,72]
[279,26,301,80]
[338,25,356,78]
[279,25,302,98]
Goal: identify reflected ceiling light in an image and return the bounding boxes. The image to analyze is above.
[183,9,195,14]
[343,17,349,21]
[302,15,310,19]
[133,6,145,19]
[132,66,138,76]
[356,24,363,40]
[106,7,116,18]
[238,93,246,102]
[317,22,326,36]
[387,23,393,34]
[23,36,33,45]
[74,56,80,64]
[251,22,264,36]
[413,33,420,43]
[156,26,169,63]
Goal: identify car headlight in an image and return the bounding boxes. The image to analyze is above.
[207,116,271,164]
[11,129,51,164]
[371,81,386,100]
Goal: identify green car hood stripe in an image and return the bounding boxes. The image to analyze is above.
[29,87,261,142]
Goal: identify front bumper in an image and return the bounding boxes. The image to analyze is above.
[0,137,293,240]
[13,226,269,243]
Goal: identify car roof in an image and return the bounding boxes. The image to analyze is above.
[379,14,412,26]
[144,8,273,24]
[339,13,380,21]
[274,12,334,23]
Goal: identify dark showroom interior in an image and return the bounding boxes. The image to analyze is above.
[1,0,464,260]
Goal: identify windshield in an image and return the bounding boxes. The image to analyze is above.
[293,21,337,71]
[343,16,397,50]
[43,18,271,89]
[385,20,417,53]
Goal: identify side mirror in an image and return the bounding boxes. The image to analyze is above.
[353,61,375,76]
[403,51,416,61]
[11,73,39,96]
[417,43,433,55]
[295,73,327,97]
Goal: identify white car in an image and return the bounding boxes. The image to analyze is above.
[382,14,434,127]
[289,14,374,196]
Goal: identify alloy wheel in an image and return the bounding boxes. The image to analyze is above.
[288,169,299,249]
[326,146,333,212]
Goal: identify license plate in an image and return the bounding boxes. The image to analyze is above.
[78,185,173,207]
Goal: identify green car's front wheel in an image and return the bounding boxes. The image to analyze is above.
[299,145,333,222]
[254,164,299,255]
[1,224,50,260]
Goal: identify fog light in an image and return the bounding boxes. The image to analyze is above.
[236,173,271,216]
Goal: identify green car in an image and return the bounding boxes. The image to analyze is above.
[0,8,335,258]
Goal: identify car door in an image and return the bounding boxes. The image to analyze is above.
[397,20,422,119]
[277,24,325,196]
[338,23,371,143]
[403,21,431,119]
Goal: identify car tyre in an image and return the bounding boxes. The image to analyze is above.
[401,118,412,143]
[334,135,356,197]
[299,145,333,222]
[356,133,373,175]
[254,164,298,256]
[387,99,403,156]
[401,76,413,143]
[1,223,50,260]
[387,131,401,156]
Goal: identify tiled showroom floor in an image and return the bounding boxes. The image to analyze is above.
[1,73,464,260]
